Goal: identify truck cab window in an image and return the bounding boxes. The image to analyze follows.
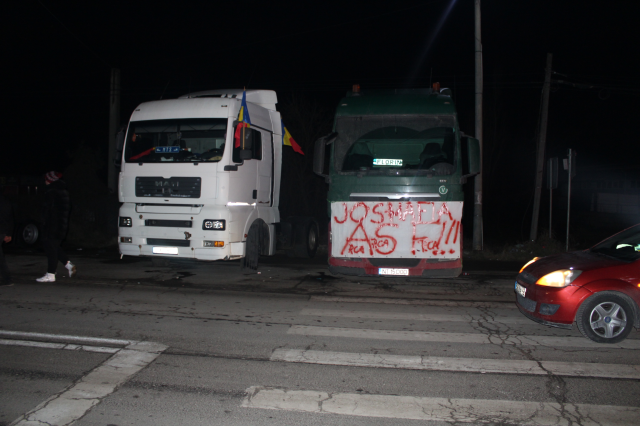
[335,115,456,176]
[124,118,227,163]
[232,127,262,163]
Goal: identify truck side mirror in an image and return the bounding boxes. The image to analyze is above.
[461,136,481,182]
[240,126,253,150]
[313,132,336,179]
[239,149,252,160]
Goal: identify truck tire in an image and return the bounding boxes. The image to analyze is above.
[286,219,318,259]
[241,222,261,273]
[17,222,40,247]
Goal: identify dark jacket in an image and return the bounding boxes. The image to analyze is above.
[42,180,70,240]
[0,194,13,238]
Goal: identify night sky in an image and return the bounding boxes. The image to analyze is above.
[4,0,640,243]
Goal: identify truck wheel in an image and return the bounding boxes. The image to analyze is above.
[241,222,261,273]
[286,220,318,259]
[18,222,40,247]
[576,292,635,343]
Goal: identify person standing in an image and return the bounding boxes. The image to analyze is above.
[36,171,76,282]
[0,193,14,286]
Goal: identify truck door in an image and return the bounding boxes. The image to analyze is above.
[256,130,272,206]
[229,134,258,205]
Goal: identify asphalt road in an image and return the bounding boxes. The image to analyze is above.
[1,249,639,425]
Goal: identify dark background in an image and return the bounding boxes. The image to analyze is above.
[3,0,639,247]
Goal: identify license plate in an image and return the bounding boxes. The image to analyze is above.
[515,282,526,297]
[379,268,409,276]
[152,247,178,255]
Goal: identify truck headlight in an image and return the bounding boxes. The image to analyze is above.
[119,217,132,227]
[203,219,225,230]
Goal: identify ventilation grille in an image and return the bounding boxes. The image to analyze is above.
[147,238,190,247]
[136,177,201,198]
[145,219,193,228]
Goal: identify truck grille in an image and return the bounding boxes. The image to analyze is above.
[136,177,201,198]
[368,258,421,267]
[147,238,191,247]
[145,219,193,228]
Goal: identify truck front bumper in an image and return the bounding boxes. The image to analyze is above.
[328,255,462,277]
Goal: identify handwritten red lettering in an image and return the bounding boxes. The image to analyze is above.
[370,203,385,224]
[334,203,348,224]
[374,223,398,255]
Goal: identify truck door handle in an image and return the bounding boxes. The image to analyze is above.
[252,190,257,199]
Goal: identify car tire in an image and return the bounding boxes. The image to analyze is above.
[241,222,261,273]
[576,291,635,343]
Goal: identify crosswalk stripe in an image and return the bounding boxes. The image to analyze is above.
[288,325,640,349]
[243,386,640,425]
[311,295,517,308]
[5,332,167,426]
[271,349,640,379]
[300,308,529,323]
[0,338,120,354]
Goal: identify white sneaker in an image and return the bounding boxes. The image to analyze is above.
[65,261,77,278]
[36,273,56,282]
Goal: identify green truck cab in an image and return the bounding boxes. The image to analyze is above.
[314,86,480,277]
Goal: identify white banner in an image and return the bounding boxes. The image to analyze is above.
[331,201,463,259]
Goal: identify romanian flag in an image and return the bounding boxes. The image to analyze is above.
[282,121,304,155]
[234,90,252,148]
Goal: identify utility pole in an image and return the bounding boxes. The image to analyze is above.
[565,149,576,251]
[473,0,483,251]
[529,53,553,241]
[108,68,121,193]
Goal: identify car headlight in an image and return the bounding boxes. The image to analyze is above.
[536,269,582,287]
[519,257,539,273]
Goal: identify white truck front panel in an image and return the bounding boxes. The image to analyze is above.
[330,201,463,259]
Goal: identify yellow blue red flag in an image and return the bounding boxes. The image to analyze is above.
[235,90,251,148]
[238,90,251,124]
[282,121,304,155]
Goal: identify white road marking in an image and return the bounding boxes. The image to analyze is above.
[0,330,132,346]
[287,325,640,349]
[243,386,640,425]
[300,308,528,323]
[271,349,640,379]
[311,295,517,308]
[0,338,121,354]
[2,332,167,426]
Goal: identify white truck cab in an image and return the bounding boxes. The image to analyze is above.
[118,89,317,270]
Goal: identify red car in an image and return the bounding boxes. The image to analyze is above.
[516,224,640,343]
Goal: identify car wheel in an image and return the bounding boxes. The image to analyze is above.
[576,292,635,343]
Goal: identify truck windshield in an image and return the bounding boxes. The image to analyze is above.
[334,115,457,175]
[124,118,227,163]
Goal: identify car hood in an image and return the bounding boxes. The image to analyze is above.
[524,250,625,279]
